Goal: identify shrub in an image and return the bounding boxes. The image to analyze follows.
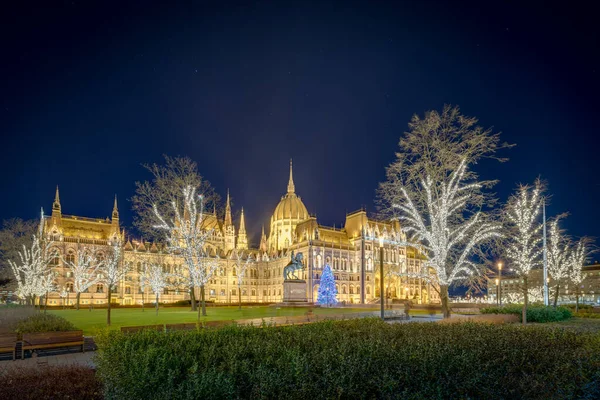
[564,304,594,311]
[0,365,102,399]
[14,313,77,334]
[574,312,600,319]
[95,319,600,399]
[481,304,572,322]
[0,305,37,334]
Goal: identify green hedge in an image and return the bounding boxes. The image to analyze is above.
[480,304,572,322]
[95,319,600,399]
[574,312,600,319]
[14,313,77,334]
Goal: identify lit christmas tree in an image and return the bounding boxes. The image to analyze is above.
[317,264,337,307]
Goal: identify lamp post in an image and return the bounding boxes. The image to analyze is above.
[498,262,503,306]
[495,278,500,306]
[379,237,384,320]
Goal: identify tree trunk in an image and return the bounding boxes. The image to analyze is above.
[142,290,145,312]
[440,285,451,319]
[44,292,48,313]
[522,277,528,324]
[155,293,159,316]
[190,286,197,312]
[107,286,112,326]
[575,292,579,313]
[199,285,206,318]
[76,292,81,310]
[238,285,242,310]
[553,283,560,308]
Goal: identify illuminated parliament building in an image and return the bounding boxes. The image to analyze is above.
[43,162,438,306]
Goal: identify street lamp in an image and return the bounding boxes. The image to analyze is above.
[495,278,500,306]
[498,262,503,306]
[379,237,384,320]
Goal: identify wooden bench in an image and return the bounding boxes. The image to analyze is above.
[165,323,198,332]
[120,325,164,334]
[0,334,17,360]
[21,331,84,359]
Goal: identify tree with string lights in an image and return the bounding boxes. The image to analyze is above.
[547,216,572,307]
[504,180,543,324]
[569,238,589,312]
[143,262,172,315]
[388,159,501,318]
[63,249,102,310]
[234,252,253,310]
[154,185,219,318]
[8,211,53,307]
[98,241,129,326]
[317,263,337,307]
[378,105,509,318]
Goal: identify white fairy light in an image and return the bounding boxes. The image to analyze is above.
[391,159,501,316]
[98,241,129,325]
[143,262,172,314]
[154,185,219,317]
[63,250,102,310]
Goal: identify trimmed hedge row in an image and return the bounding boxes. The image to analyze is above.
[14,313,77,334]
[0,365,102,399]
[95,319,600,399]
[480,304,572,322]
[574,312,600,319]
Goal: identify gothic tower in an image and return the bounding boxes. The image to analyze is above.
[224,189,235,251]
[236,208,248,250]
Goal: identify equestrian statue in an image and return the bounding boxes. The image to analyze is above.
[283,251,304,280]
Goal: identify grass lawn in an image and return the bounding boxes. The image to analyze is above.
[49,306,380,335]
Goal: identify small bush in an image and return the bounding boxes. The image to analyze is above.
[0,305,37,334]
[95,319,600,399]
[0,365,102,399]
[481,304,572,322]
[564,304,594,311]
[14,313,77,334]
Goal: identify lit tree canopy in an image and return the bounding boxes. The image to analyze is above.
[317,264,338,306]
[394,159,501,287]
[154,185,219,316]
[504,181,543,278]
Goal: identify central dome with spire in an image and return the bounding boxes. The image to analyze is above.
[269,160,309,250]
[273,160,309,222]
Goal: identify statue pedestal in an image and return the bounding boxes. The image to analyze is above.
[283,280,308,303]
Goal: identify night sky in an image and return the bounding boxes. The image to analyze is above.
[1,1,598,248]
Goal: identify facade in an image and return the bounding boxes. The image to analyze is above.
[43,162,439,307]
[488,263,600,305]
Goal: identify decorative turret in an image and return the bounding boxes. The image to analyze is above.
[236,207,248,250]
[52,186,61,216]
[111,195,120,239]
[259,225,268,252]
[224,189,235,251]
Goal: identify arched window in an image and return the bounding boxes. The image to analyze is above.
[49,249,61,266]
[252,288,256,296]
[316,255,322,269]
[232,266,237,277]
[349,285,354,294]
[65,250,75,265]
[356,286,360,295]
[342,285,347,294]
[367,258,373,271]
[366,275,371,281]
[66,282,74,292]
[366,286,371,295]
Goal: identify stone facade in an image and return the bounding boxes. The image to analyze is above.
[42,162,439,306]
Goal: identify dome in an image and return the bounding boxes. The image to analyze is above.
[272,159,309,222]
[273,192,309,221]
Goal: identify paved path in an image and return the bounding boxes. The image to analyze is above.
[0,351,95,374]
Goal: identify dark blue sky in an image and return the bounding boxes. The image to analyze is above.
[1,1,598,247]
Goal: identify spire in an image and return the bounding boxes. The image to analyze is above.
[260,224,268,252]
[224,189,232,226]
[112,195,119,220]
[239,208,246,234]
[53,185,61,212]
[236,207,248,250]
[287,159,295,194]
